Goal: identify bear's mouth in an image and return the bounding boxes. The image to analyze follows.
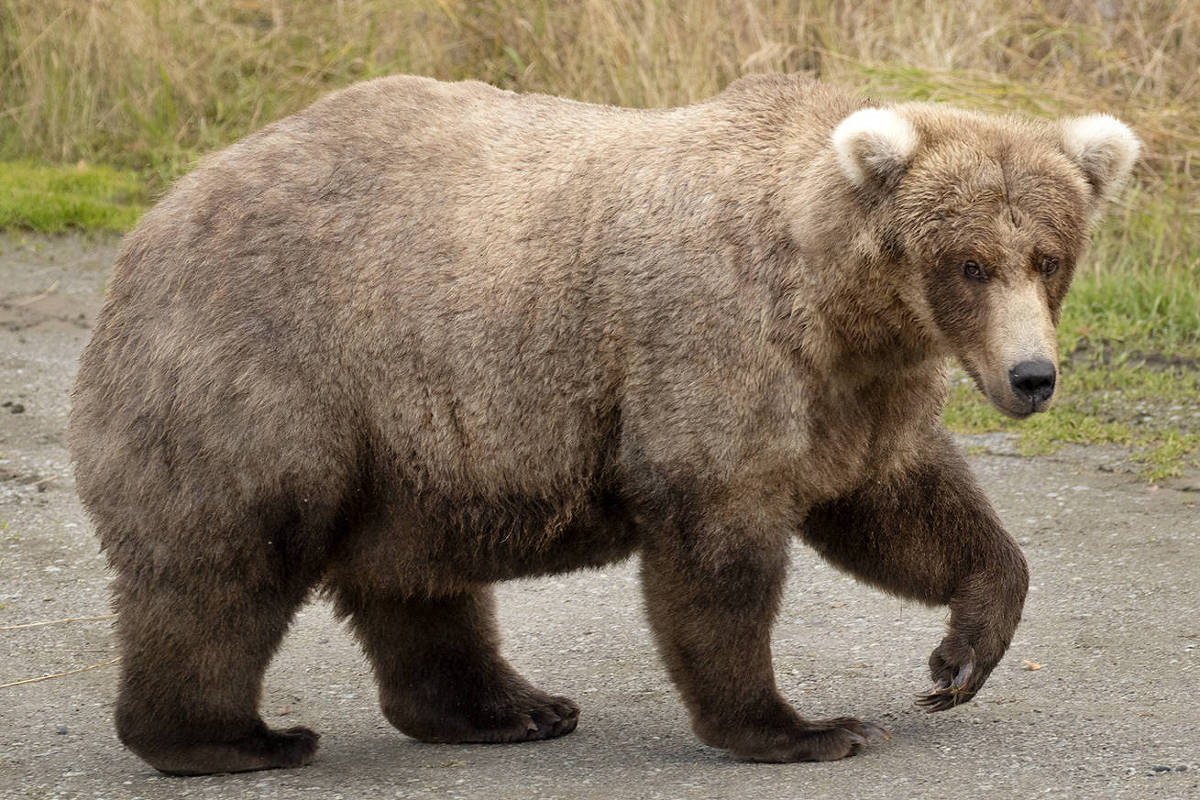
[960,361,1050,419]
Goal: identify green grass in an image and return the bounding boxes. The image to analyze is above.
[944,356,1200,482]
[1059,269,1200,356]
[0,162,148,233]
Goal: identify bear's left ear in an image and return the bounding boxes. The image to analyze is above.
[832,107,919,190]
[1060,114,1140,200]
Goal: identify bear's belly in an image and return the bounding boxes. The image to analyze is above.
[326,484,641,591]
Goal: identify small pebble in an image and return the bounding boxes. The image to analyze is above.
[1151,765,1173,773]
[55,725,68,735]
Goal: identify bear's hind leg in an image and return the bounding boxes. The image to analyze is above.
[334,585,578,743]
[112,571,318,775]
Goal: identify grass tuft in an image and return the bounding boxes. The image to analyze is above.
[0,162,148,233]
[944,360,1200,482]
[1,1,1198,191]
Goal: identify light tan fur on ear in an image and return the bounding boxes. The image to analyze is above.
[1061,114,1140,199]
[832,108,918,188]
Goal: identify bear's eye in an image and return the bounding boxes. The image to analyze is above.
[962,260,987,282]
[1039,256,1060,277]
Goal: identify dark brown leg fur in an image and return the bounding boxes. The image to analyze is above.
[111,573,318,775]
[641,522,887,762]
[802,433,1029,711]
[334,585,578,743]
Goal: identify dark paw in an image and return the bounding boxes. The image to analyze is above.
[485,693,580,743]
[148,724,320,776]
[917,639,991,712]
[723,716,890,763]
[245,726,321,768]
[396,690,580,744]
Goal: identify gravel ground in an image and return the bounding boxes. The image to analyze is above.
[1,235,1197,800]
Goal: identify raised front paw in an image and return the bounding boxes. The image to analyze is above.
[916,636,995,712]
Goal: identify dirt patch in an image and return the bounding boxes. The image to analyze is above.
[1069,338,1200,372]
[0,288,94,334]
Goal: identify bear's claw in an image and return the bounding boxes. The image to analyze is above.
[721,716,891,762]
[397,691,580,744]
[916,657,978,712]
[826,717,892,744]
[460,694,579,742]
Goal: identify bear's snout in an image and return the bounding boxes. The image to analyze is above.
[1008,359,1056,411]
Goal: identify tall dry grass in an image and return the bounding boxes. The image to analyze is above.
[2,1,1195,172]
[1,0,1196,277]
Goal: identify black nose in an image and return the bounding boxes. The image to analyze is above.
[1009,359,1056,406]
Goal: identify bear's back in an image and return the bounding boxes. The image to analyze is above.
[70,74,856,542]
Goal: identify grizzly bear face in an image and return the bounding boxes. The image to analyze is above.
[832,106,1139,417]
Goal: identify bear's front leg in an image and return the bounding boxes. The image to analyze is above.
[641,516,888,762]
[801,430,1029,711]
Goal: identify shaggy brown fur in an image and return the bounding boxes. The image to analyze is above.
[69,73,1136,774]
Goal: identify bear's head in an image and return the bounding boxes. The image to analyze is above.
[831,105,1139,417]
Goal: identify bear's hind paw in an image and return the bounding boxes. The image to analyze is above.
[144,724,320,776]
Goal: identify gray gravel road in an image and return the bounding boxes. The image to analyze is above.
[1,236,1197,799]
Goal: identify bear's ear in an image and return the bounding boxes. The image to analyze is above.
[832,108,919,189]
[1060,114,1140,200]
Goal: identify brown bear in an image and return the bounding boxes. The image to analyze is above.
[69,73,1138,775]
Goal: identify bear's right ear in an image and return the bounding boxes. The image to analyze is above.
[832,108,919,190]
